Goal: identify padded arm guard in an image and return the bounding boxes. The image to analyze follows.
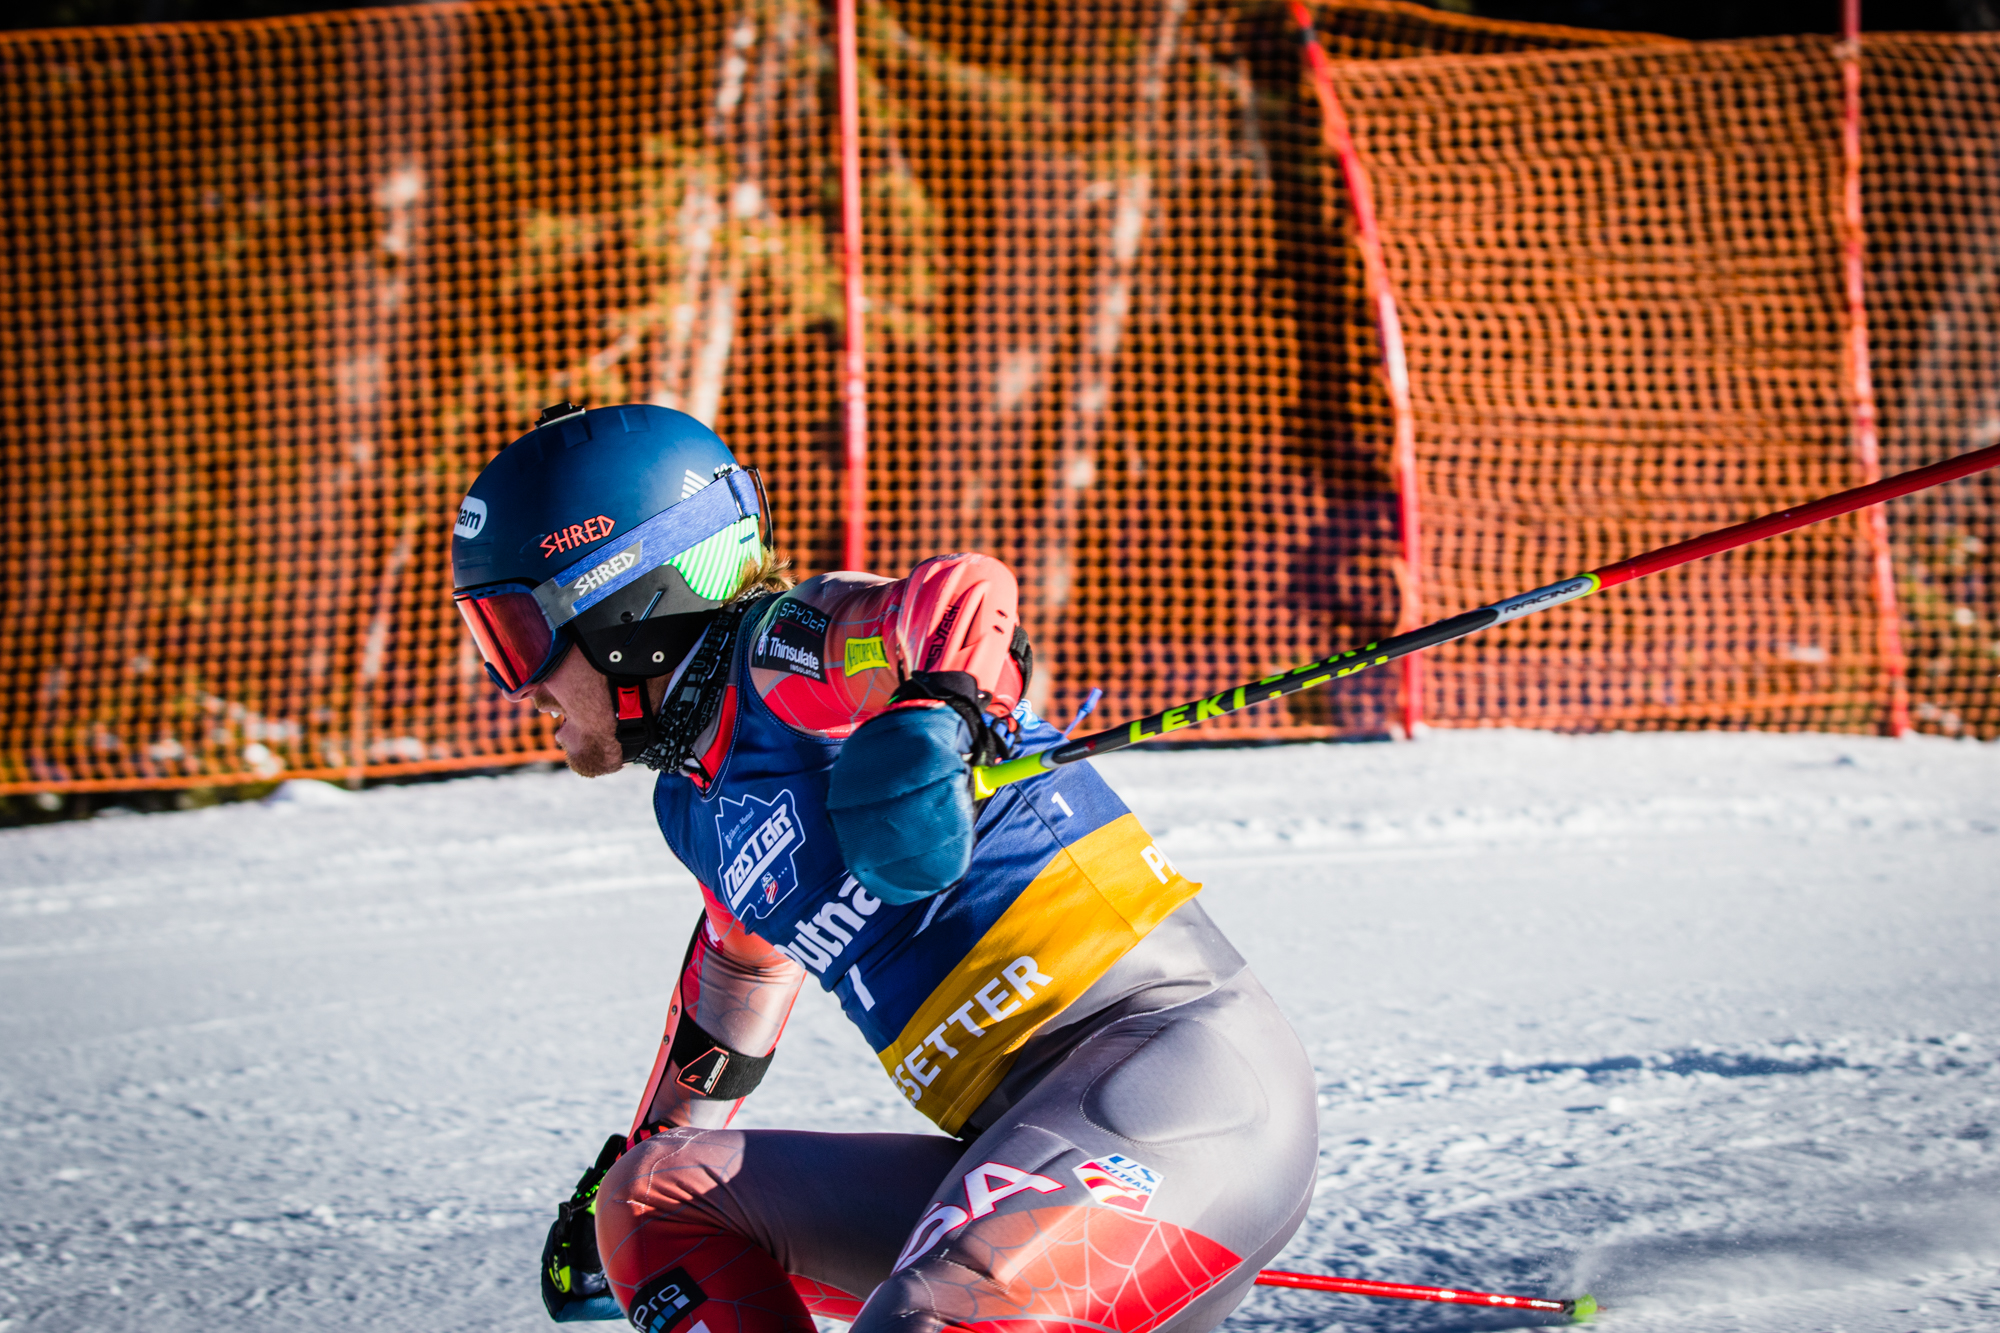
[629,890,805,1134]
[894,555,1032,716]
[827,698,979,905]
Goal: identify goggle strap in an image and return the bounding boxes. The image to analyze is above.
[540,469,762,629]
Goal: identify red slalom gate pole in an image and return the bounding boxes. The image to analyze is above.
[1835,0,1910,735]
[1257,1268,1596,1321]
[972,441,2000,796]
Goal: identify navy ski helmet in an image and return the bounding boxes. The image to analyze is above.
[451,402,766,696]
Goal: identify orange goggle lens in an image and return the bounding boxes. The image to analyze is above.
[454,587,564,694]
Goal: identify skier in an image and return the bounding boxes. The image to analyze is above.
[450,403,1318,1333]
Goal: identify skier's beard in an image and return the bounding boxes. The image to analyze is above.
[555,714,625,778]
[528,651,631,779]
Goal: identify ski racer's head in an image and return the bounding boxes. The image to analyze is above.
[450,402,782,775]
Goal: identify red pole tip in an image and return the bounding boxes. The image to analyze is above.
[1254,1269,1570,1314]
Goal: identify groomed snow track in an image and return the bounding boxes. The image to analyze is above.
[3,730,1997,1332]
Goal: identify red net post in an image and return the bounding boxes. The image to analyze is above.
[1837,0,1912,736]
[837,0,869,573]
[1860,32,2000,740]
[1292,1,1424,739]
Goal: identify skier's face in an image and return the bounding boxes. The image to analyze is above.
[526,647,628,778]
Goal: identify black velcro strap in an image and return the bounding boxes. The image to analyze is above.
[889,670,1009,766]
[1009,624,1034,696]
[890,669,981,708]
[667,1011,774,1101]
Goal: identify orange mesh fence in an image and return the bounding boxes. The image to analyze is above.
[1863,35,2000,739]
[1,2,1994,794]
[1324,31,2000,734]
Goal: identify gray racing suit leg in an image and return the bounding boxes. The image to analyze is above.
[852,964,1319,1333]
[598,901,1318,1333]
[599,1127,965,1315]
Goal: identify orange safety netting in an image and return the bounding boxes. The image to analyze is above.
[1,1,1994,794]
[1324,30,2000,735]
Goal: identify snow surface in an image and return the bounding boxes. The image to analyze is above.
[3,730,1997,1333]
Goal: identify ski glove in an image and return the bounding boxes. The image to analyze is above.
[827,672,1005,905]
[539,1133,627,1323]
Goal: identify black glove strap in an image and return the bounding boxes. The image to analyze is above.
[889,670,1011,766]
[1009,624,1034,697]
[667,1011,775,1101]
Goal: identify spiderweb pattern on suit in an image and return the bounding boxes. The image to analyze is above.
[905,1204,1240,1333]
[601,1136,816,1333]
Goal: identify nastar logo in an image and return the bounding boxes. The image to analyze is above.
[569,547,639,596]
[716,790,805,921]
[454,495,488,539]
[1073,1154,1162,1214]
[540,514,616,558]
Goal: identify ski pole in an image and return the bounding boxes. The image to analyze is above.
[1257,1268,1597,1321]
[975,441,2000,797]
[1060,687,1104,738]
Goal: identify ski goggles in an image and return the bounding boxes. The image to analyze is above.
[455,583,570,696]
[453,468,763,697]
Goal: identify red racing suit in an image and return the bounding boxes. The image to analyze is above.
[596,554,1317,1333]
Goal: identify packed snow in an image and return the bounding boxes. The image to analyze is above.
[3,729,1997,1332]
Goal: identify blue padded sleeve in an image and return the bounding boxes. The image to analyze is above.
[825,706,975,905]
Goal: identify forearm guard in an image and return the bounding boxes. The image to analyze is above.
[666,1007,775,1101]
[629,893,804,1134]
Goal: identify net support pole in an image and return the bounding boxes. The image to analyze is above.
[837,0,868,572]
[1838,0,1910,736]
[1293,3,1423,740]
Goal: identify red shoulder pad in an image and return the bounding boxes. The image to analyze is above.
[895,554,1025,716]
